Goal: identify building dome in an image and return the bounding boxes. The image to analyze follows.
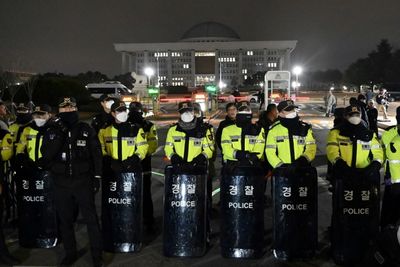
[180,21,240,42]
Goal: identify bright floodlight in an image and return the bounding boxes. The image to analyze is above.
[293,66,303,76]
[218,81,226,89]
[144,67,155,77]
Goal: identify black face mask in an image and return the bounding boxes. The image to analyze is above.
[129,111,144,123]
[59,111,79,126]
[16,113,32,125]
[236,113,252,128]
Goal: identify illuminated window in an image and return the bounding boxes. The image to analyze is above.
[183,64,189,69]
[247,51,253,56]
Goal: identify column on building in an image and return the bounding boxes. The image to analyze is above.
[238,49,243,86]
[214,50,220,85]
[128,53,135,73]
[281,48,291,71]
[144,51,149,75]
[121,52,127,74]
[190,50,195,87]
[167,50,172,86]
[263,48,268,71]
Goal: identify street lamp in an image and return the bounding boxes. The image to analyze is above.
[292,66,303,95]
[144,67,155,86]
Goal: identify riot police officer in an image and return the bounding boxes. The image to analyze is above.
[381,106,400,228]
[16,105,53,164]
[0,127,19,265]
[265,100,317,260]
[221,101,265,163]
[265,100,316,173]
[40,97,103,267]
[91,94,115,134]
[127,101,157,231]
[215,102,237,151]
[9,103,32,151]
[326,104,383,265]
[326,104,383,175]
[164,101,213,167]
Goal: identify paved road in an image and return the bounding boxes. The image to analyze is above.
[6,100,400,267]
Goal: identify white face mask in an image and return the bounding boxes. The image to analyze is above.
[34,118,47,127]
[285,111,297,119]
[116,112,128,123]
[105,100,114,110]
[181,112,194,123]
[348,116,361,125]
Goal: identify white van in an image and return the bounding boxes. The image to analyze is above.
[85,81,131,99]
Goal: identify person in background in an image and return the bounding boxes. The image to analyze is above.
[216,103,237,151]
[0,102,9,131]
[128,101,158,231]
[357,94,369,128]
[376,88,389,120]
[367,99,378,136]
[325,90,336,117]
[91,94,115,134]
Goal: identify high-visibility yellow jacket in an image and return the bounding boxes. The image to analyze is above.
[0,130,13,161]
[164,122,213,162]
[143,122,158,156]
[98,123,148,161]
[16,125,46,161]
[221,124,265,161]
[382,126,400,182]
[384,134,400,183]
[9,123,29,152]
[265,120,316,168]
[327,128,383,168]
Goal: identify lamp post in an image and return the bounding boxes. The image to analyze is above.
[292,66,303,96]
[144,67,155,87]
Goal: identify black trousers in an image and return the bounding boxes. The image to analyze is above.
[142,157,154,225]
[54,182,102,257]
[0,199,9,255]
[381,183,400,228]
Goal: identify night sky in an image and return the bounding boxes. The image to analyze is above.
[1,0,399,76]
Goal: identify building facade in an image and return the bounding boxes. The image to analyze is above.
[114,22,297,88]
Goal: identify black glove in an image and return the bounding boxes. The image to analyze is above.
[235,151,248,161]
[171,154,184,165]
[247,153,259,163]
[368,161,381,173]
[193,154,207,166]
[122,154,141,170]
[293,156,309,169]
[334,158,348,170]
[15,154,28,170]
[93,177,101,193]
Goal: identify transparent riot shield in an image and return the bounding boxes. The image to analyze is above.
[220,162,265,258]
[102,169,143,253]
[331,167,380,265]
[163,164,207,257]
[272,165,318,260]
[17,170,58,248]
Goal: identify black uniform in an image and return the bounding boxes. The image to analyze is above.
[128,113,155,227]
[40,117,103,264]
[91,110,114,134]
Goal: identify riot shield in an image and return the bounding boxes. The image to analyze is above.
[220,162,265,258]
[331,167,380,265]
[272,165,318,260]
[17,169,58,248]
[102,169,143,253]
[163,164,207,257]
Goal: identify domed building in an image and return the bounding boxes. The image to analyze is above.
[114,22,296,87]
